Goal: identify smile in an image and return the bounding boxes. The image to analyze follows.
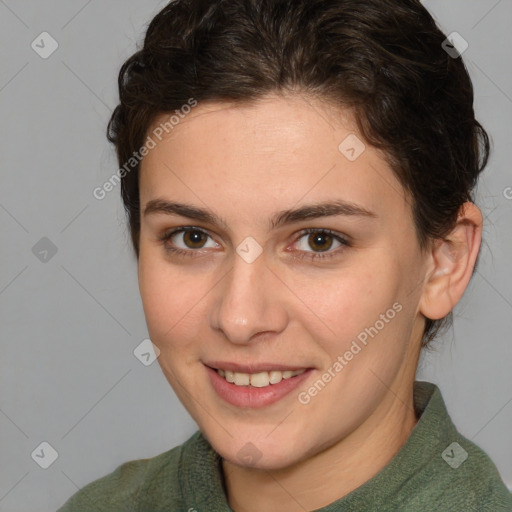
[216,368,306,387]
[205,364,314,408]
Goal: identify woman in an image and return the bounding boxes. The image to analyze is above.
[58,0,512,510]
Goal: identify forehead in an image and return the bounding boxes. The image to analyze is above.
[144,94,360,166]
[139,94,410,226]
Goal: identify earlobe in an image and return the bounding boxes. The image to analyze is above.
[419,202,483,321]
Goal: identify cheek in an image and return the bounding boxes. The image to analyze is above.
[138,250,205,346]
[292,264,393,334]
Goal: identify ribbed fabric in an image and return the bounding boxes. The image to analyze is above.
[57,381,512,511]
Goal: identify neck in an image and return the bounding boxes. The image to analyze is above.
[222,382,419,512]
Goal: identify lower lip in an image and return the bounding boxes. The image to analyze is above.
[205,365,314,408]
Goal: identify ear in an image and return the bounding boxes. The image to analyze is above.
[419,202,483,321]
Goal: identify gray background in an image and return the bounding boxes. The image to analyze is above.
[0,1,511,510]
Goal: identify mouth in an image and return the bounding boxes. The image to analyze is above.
[213,367,307,387]
[204,363,314,408]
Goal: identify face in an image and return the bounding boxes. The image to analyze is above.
[137,94,428,470]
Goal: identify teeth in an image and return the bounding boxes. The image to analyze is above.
[216,368,306,387]
[250,372,270,388]
[269,370,283,384]
[233,372,250,386]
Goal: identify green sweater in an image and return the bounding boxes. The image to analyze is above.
[57,381,512,511]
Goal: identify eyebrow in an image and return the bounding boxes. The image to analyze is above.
[143,198,377,230]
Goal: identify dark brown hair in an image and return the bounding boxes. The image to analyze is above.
[107,0,489,347]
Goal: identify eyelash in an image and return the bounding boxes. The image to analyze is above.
[158,227,351,262]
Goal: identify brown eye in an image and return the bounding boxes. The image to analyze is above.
[292,228,350,262]
[159,227,219,256]
[307,232,334,252]
[182,229,208,249]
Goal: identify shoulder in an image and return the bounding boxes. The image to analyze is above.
[402,382,512,511]
[427,433,512,511]
[57,431,202,512]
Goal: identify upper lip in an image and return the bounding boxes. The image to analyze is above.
[204,362,312,373]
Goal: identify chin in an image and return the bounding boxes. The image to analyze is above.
[203,425,312,471]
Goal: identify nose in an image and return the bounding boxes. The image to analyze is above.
[209,250,288,345]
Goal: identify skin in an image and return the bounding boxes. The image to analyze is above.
[137,93,482,512]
